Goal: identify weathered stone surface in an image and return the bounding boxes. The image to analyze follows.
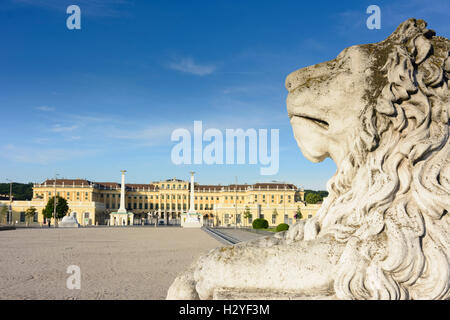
[167,19,449,300]
[212,288,336,300]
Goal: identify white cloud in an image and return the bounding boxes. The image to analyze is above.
[69,115,108,123]
[32,137,51,144]
[167,57,216,76]
[223,87,249,95]
[36,106,55,112]
[1,144,100,165]
[107,124,179,147]
[50,124,78,132]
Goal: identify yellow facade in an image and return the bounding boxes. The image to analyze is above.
[0,199,104,227]
[2,177,322,227]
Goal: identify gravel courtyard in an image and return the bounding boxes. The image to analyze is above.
[0,227,222,300]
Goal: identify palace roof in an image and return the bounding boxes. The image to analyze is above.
[37,179,298,192]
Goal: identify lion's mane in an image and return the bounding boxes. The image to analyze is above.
[308,19,449,300]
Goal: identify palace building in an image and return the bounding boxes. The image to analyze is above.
[1,172,322,227]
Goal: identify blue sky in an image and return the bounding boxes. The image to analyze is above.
[1,0,448,189]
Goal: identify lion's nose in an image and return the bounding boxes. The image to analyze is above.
[285,70,301,92]
[285,60,334,92]
[285,66,316,92]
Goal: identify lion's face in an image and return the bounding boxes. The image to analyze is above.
[286,46,373,165]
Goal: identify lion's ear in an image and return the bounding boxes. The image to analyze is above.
[413,35,432,65]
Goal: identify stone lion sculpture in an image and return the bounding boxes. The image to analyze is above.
[167,18,449,300]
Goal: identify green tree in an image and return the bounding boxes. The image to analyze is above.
[304,190,328,202]
[0,205,8,224]
[305,193,323,204]
[25,206,37,226]
[0,182,33,200]
[243,206,252,227]
[42,196,69,221]
[294,206,303,220]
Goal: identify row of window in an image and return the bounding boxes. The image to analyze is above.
[102,194,205,200]
[160,184,187,189]
[106,203,216,211]
[38,191,294,202]
[35,192,89,201]
[100,194,292,202]
[44,191,89,197]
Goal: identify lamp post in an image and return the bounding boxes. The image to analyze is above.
[6,179,12,225]
[234,176,238,229]
[284,182,287,224]
[53,173,59,228]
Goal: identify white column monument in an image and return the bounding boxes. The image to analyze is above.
[188,171,195,213]
[109,170,133,226]
[181,171,202,228]
[118,170,127,213]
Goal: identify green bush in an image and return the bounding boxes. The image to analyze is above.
[305,192,323,204]
[276,223,289,232]
[252,218,269,229]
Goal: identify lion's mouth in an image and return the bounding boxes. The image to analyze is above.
[289,113,329,130]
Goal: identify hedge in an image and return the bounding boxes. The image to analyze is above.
[252,218,269,229]
[276,223,289,232]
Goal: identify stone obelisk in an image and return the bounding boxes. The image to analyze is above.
[188,171,196,214]
[109,170,133,226]
[118,170,127,213]
[181,171,202,228]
